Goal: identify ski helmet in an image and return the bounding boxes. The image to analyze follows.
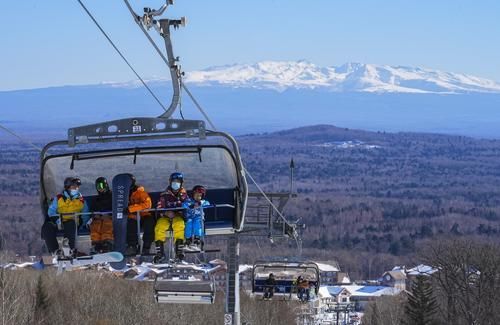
[64,177,81,190]
[95,177,109,192]
[169,172,184,184]
[192,185,206,199]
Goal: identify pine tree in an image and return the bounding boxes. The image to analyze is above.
[35,274,49,322]
[405,275,438,325]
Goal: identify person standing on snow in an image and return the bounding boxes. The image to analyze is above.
[89,177,113,254]
[183,185,210,250]
[41,177,89,255]
[154,172,188,263]
[126,175,154,255]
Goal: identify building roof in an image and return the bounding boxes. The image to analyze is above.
[319,285,402,299]
[407,264,438,276]
[383,270,407,281]
[316,262,340,272]
[238,264,253,274]
[327,286,348,296]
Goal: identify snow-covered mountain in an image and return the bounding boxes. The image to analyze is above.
[4,61,500,139]
[174,61,500,94]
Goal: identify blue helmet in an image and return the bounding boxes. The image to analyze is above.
[169,172,184,184]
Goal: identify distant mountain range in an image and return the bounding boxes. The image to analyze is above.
[2,61,500,139]
[109,61,500,94]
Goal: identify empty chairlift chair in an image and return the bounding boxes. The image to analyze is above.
[154,264,217,304]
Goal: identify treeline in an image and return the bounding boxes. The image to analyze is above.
[363,239,500,325]
[2,125,500,278]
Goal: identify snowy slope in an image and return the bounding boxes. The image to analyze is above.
[176,61,500,94]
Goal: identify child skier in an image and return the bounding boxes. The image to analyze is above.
[183,185,210,250]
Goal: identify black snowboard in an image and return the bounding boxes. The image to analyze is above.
[110,173,133,269]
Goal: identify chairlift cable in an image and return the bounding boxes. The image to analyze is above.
[181,83,300,246]
[0,123,43,152]
[75,0,168,113]
[122,0,170,67]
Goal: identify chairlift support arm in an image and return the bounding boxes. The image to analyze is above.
[123,0,186,119]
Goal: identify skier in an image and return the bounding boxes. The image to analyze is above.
[41,177,89,256]
[89,177,113,254]
[183,185,210,250]
[126,175,154,255]
[263,273,276,300]
[297,276,310,302]
[154,172,188,263]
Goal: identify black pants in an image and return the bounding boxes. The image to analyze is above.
[126,217,155,250]
[41,220,76,253]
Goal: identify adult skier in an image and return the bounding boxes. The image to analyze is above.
[41,177,89,256]
[183,185,210,250]
[263,273,276,300]
[126,175,154,255]
[89,177,113,253]
[154,172,188,262]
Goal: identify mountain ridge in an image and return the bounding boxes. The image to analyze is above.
[182,61,500,94]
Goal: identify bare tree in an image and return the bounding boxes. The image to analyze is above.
[422,239,500,325]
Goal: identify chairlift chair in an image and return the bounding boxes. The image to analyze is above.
[40,117,248,256]
[154,263,216,304]
[252,258,320,300]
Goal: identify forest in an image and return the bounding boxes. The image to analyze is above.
[1,125,500,280]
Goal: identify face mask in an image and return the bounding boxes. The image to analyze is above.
[70,189,80,197]
[171,182,181,191]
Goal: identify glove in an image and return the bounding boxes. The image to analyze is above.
[86,218,93,229]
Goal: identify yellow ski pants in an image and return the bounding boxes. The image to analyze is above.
[155,216,185,242]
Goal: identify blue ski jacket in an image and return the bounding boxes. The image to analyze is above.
[183,199,210,220]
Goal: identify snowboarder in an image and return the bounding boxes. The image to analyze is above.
[183,185,210,250]
[263,273,276,300]
[154,172,188,263]
[89,177,113,254]
[126,175,154,255]
[41,177,89,256]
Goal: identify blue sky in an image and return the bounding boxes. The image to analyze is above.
[1,0,499,90]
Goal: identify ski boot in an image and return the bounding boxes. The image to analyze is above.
[175,239,185,261]
[153,241,165,264]
[101,240,113,253]
[125,245,139,256]
[61,238,71,258]
[90,241,100,255]
[193,236,203,251]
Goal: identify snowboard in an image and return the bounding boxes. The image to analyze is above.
[111,173,134,269]
[57,251,124,272]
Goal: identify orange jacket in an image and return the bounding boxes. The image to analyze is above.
[128,186,152,219]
